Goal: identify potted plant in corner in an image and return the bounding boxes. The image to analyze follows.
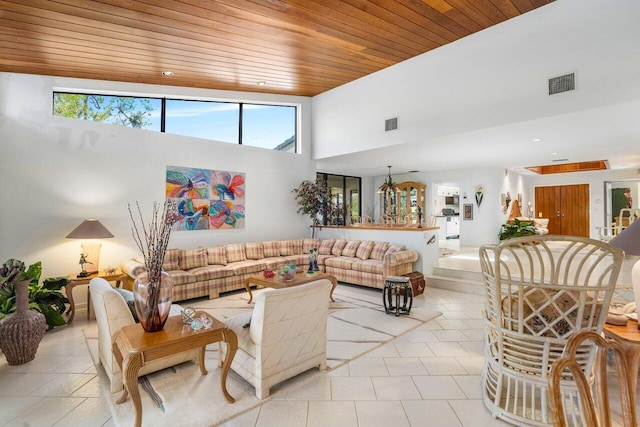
[499,218,537,240]
[0,259,69,365]
[292,178,335,238]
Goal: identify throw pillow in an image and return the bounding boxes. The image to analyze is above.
[207,246,227,266]
[331,239,348,256]
[292,239,304,254]
[225,243,247,263]
[279,240,296,256]
[385,243,406,257]
[114,288,139,322]
[356,241,375,260]
[302,238,320,253]
[369,242,389,260]
[342,240,361,257]
[262,241,280,258]
[162,248,181,271]
[318,239,335,255]
[245,242,264,260]
[180,248,208,270]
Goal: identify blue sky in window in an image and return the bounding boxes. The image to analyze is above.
[146,100,295,148]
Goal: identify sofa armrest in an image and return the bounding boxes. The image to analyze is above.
[120,258,145,279]
[384,249,418,264]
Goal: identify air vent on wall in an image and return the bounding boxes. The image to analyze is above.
[548,73,575,95]
[385,117,398,132]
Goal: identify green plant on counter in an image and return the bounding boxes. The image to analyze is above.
[0,260,69,330]
[499,218,537,241]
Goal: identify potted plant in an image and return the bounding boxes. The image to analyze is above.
[0,260,69,329]
[292,178,335,237]
[499,218,537,240]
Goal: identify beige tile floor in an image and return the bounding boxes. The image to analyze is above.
[0,247,636,427]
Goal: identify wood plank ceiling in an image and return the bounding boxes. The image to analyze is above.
[0,0,553,97]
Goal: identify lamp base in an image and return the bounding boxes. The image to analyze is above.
[77,271,89,278]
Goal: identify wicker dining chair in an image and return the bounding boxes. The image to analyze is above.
[479,235,624,426]
[548,330,637,427]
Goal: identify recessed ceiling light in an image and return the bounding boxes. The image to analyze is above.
[257,81,266,86]
[162,70,174,76]
[550,152,558,156]
[531,138,542,142]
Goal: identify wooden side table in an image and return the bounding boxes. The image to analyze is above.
[66,270,127,323]
[112,312,237,427]
[603,320,640,404]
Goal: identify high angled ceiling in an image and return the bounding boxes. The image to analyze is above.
[0,0,553,97]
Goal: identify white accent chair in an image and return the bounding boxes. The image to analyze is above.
[479,236,623,426]
[219,279,331,399]
[89,278,199,393]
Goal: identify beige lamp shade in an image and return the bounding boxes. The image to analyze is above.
[66,219,114,239]
[66,219,114,275]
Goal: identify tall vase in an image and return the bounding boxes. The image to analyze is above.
[0,279,47,365]
[133,270,173,332]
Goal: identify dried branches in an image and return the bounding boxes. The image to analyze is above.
[128,200,178,284]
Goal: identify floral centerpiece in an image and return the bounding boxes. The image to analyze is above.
[128,200,179,332]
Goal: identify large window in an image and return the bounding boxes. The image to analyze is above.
[316,173,361,225]
[53,92,298,152]
[242,104,296,152]
[165,100,239,144]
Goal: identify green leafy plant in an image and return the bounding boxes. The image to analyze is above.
[292,178,339,236]
[499,218,537,241]
[0,259,69,330]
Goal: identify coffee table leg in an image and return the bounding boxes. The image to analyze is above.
[328,277,337,302]
[244,279,253,304]
[199,345,208,375]
[220,329,238,403]
[121,352,144,427]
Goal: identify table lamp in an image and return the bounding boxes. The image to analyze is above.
[66,218,114,277]
[609,217,640,329]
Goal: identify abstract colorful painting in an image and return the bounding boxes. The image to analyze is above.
[166,166,245,230]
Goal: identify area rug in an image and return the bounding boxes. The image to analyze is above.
[86,284,441,427]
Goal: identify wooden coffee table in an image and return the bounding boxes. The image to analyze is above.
[244,272,338,304]
[112,312,238,427]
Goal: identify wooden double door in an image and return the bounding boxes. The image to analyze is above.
[534,184,589,237]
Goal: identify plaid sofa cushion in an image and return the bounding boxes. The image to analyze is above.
[292,239,304,254]
[162,248,181,271]
[263,240,280,258]
[279,240,296,256]
[331,239,348,256]
[318,239,335,255]
[355,241,375,260]
[245,242,264,260]
[207,246,227,266]
[302,238,320,254]
[369,242,389,260]
[385,243,406,257]
[225,243,247,263]
[342,240,361,257]
[179,248,207,270]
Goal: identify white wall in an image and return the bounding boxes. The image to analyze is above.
[0,72,315,280]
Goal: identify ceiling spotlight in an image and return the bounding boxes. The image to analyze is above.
[550,152,558,156]
[162,70,174,76]
[257,81,266,86]
[531,138,542,142]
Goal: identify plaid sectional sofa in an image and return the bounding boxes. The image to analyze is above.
[120,238,419,302]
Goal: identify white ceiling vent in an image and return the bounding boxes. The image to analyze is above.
[385,117,398,132]
[548,73,575,95]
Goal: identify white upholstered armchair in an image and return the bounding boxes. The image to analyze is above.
[479,236,623,426]
[89,278,199,393]
[219,279,331,399]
